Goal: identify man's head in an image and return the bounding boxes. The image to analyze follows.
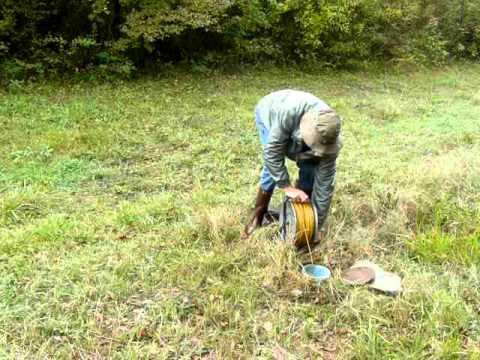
[299,110,342,156]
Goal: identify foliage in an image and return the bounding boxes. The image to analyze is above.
[1,0,480,79]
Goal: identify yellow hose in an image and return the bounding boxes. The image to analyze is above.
[291,201,316,247]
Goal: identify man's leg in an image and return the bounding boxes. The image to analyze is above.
[257,113,276,191]
[243,110,275,238]
[297,156,336,243]
[297,159,316,198]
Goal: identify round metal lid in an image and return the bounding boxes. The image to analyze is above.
[341,266,376,285]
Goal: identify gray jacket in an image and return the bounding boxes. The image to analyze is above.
[256,89,339,228]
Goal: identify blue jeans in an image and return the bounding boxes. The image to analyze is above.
[255,108,315,193]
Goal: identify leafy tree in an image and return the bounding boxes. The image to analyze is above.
[1,0,480,79]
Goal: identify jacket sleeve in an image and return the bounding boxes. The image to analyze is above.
[312,154,337,229]
[263,117,291,188]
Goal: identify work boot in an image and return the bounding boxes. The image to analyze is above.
[242,188,273,239]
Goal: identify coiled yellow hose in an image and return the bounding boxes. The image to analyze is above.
[291,201,316,247]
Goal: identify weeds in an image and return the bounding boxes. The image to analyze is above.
[0,64,480,357]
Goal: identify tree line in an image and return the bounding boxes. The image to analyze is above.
[1,0,479,79]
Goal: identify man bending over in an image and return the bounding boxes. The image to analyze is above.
[243,89,342,242]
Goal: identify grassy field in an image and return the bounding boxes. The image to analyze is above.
[1,63,480,359]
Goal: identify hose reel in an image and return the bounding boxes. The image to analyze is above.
[279,198,319,248]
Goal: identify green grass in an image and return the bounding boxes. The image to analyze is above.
[1,63,480,358]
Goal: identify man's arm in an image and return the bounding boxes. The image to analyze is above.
[312,155,337,230]
[263,113,310,202]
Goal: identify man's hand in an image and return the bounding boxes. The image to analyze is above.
[283,186,309,202]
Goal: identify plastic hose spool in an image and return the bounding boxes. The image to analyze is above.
[279,198,318,248]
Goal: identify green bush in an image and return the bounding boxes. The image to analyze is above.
[1,0,480,80]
